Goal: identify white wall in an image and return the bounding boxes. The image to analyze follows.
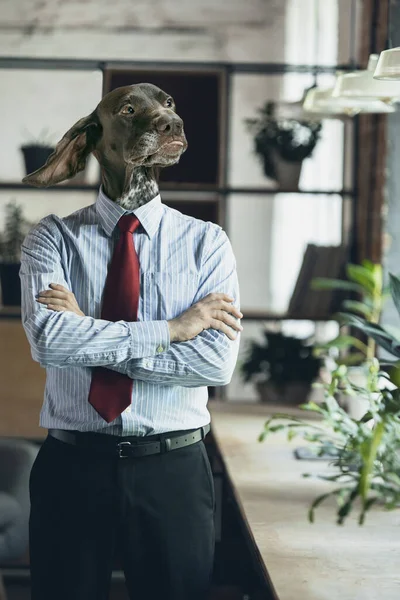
[0,0,357,401]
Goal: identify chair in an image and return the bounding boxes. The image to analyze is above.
[0,439,39,600]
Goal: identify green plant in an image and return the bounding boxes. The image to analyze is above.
[312,260,388,362]
[21,127,55,147]
[0,200,34,263]
[258,272,400,526]
[240,331,322,388]
[245,101,322,179]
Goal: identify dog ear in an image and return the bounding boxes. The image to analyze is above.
[22,112,102,187]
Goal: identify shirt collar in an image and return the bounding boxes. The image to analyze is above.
[95,186,163,240]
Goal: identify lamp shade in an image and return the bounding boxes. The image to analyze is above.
[302,86,395,116]
[332,54,400,99]
[374,48,400,80]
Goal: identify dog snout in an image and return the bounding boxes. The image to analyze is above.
[154,112,183,136]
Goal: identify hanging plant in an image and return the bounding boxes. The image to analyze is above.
[245,101,322,180]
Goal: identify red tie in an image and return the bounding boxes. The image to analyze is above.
[88,214,141,422]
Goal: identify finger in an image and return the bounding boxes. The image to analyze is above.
[220,300,243,319]
[38,290,70,299]
[202,292,234,304]
[209,318,238,341]
[217,310,243,331]
[47,304,68,312]
[50,283,69,292]
[37,297,69,307]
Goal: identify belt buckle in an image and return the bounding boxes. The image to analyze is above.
[118,441,132,458]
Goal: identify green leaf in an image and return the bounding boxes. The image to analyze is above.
[339,314,400,357]
[311,278,364,294]
[346,264,376,295]
[341,300,372,318]
[317,335,368,354]
[337,352,366,366]
[308,490,339,523]
[389,273,400,319]
[337,488,359,524]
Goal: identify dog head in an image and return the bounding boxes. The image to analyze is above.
[22,83,188,188]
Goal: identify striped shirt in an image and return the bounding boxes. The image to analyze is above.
[20,188,241,436]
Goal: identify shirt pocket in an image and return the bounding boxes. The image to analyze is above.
[142,271,199,321]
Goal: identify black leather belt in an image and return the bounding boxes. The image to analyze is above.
[48,424,211,458]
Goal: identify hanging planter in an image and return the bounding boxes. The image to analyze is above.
[246,101,322,191]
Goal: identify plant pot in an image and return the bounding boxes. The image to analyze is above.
[256,381,310,405]
[21,145,54,176]
[0,263,21,306]
[270,149,303,191]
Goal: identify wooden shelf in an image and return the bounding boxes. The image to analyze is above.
[0,306,21,319]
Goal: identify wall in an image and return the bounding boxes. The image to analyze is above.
[0,0,356,402]
[382,0,400,338]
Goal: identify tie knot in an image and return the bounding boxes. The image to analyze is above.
[118,214,140,234]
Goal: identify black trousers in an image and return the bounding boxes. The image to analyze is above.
[29,432,215,600]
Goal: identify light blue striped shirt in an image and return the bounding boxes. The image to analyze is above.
[20,188,241,436]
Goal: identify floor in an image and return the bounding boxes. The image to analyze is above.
[5,582,130,600]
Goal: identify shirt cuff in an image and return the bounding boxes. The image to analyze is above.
[127,320,171,359]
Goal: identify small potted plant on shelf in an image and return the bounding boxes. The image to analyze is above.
[257,272,400,526]
[245,101,322,191]
[240,330,323,405]
[20,129,87,185]
[20,129,55,177]
[0,200,35,306]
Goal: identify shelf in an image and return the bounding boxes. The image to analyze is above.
[0,306,21,319]
[241,311,337,321]
[0,57,360,74]
[0,182,355,196]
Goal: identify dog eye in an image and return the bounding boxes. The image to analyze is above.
[165,98,174,108]
[121,105,135,115]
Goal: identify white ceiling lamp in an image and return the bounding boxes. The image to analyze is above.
[302,86,358,117]
[302,84,395,117]
[300,1,358,119]
[332,54,400,101]
[373,0,400,80]
[374,48,400,81]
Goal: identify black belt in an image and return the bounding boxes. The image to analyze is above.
[48,424,211,458]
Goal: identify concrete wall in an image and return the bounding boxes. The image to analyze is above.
[0,0,357,402]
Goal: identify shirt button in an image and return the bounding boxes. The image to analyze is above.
[125,405,131,413]
[156,345,164,353]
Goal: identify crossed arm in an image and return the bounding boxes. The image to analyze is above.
[20,219,241,387]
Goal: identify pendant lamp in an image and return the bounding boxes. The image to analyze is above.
[302,85,395,116]
[374,48,400,81]
[332,54,400,100]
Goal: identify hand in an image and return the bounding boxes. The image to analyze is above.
[168,293,243,342]
[36,283,85,317]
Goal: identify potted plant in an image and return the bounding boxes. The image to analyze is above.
[257,272,400,526]
[0,200,34,306]
[20,129,55,177]
[240,331,323,405]
[20,129,87,185]
[245,101,322,191]
[312,260,388,418]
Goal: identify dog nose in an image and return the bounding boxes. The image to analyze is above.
[154,113,183,136]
